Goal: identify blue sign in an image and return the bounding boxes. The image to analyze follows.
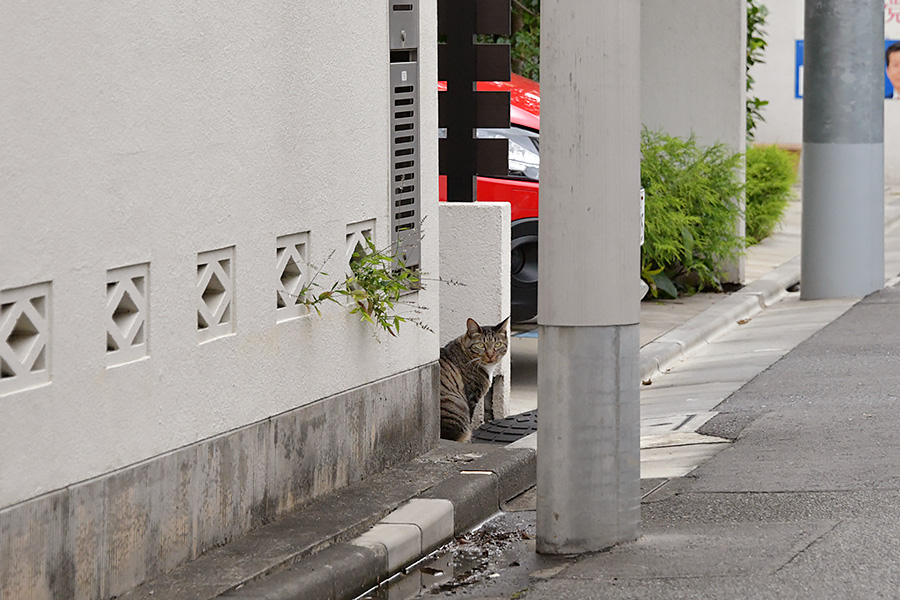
[795,39,898,99]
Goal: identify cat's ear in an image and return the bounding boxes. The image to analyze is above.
[466,318,481,336]
[494,316,510,332]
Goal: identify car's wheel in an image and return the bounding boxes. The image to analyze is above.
[511,218,538,323]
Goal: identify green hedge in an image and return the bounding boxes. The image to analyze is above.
[745,145,796,244]
[640,128,745,298]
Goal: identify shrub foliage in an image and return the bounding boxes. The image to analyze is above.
[745,145,796,244]
[640,128,745,298]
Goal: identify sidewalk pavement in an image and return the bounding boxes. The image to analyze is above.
[463,204,900,599]
[123,188,900,600]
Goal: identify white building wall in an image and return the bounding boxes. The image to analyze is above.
[752,0,900,182]
[0,1,439,510]
[641,0,747,152]
[641,0,747,282]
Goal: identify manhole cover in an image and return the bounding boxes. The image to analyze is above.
[471,410,537,444]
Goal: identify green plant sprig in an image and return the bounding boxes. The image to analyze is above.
[285,237,432,337]
[342,237,420,337]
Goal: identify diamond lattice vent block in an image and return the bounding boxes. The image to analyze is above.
[276,232,310,322]
[0,282,50,396]
[197,247,235,343]
[106,263,149,367]
[345,219,376,278]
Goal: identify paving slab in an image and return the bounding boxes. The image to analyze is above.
[639,412,716,436]
[639,443,730,479]
[561,520,836,580]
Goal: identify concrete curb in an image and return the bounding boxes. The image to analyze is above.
[224,447,537,600]
[639,255,801,382]
[222,543,388,600]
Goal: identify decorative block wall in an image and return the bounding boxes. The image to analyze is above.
[0,0,441,597]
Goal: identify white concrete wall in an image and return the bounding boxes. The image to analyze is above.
[641,0,747,152]
[0,2,439,509]
[439,202,511,420]
[641,0,747,281]
[750,0,803,148]
[753,0,900,183]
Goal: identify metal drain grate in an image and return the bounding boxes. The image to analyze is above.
[471,410,537,444]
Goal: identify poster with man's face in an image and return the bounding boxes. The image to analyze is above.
[887,0,900,97]
[795,2,900,99]
[888,42,900,98]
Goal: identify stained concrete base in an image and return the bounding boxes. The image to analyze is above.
[0,363,438,600]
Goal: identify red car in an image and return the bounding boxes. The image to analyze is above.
[439,74,541,323]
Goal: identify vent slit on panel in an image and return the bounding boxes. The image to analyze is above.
[389,4,420,270]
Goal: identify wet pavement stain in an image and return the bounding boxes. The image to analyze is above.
[357,510,573,599]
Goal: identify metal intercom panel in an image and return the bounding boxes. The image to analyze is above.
[389,1,418,50]
[389,62,420,269]
[389,1,420,270]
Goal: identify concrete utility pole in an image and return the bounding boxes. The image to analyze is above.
[536,0,641,553]
[802,0,884,299]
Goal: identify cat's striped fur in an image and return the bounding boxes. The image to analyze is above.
[439,317,510,442]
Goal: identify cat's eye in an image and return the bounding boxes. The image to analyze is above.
[472,342,486,350]
[494,342,506,350]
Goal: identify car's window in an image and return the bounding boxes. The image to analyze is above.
[437,126,540,181]
[477,127,540,181]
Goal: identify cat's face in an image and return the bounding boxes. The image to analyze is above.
[463,317,510,366]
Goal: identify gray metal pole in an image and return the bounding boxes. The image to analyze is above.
[801,0,884,299]
[536,0,641,554]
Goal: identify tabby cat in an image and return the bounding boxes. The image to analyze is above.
[439,317,510,442]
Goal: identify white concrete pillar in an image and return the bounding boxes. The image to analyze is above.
[536,0,642,553]
[438,202,512,421]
